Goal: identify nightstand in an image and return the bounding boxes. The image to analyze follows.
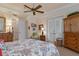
[40,35,46,41]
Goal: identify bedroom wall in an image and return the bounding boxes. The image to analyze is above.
[27,16,47,39]
[27,18,37,38]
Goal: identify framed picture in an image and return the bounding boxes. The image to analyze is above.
[32,27,36,31]
[39,24,44,30]
[0,17,6,32]
[31,23,37,27]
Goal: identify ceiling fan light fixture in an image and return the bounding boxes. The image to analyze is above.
[24,4,44,15]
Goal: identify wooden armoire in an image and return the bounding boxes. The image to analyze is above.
[64,12,79,52]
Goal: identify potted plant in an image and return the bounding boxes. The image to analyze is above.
[32,32,38,39]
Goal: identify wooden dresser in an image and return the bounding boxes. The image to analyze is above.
[64,32,79,52]
[64,13,79,52]
[0,32,13,42]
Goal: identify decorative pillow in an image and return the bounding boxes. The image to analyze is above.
[0,48,2,56]
[0,40,5,56]
[0,40,5,49]
[0,40,15,56]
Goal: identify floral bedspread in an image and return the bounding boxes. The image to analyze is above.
[4,39,59,56]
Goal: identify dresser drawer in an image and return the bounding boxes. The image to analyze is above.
[0,32,13,42]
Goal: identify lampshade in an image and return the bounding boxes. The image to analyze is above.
[41,27,44,31]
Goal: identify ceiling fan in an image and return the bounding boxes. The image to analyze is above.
[24,4,44,15]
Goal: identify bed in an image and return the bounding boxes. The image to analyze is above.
[2,39,59,56]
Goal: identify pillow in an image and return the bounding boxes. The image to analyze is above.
[0,40,5,49]
[0,40,17,56]
[0,40,15,56]
[0,48,2,56]
[0,40,5,56]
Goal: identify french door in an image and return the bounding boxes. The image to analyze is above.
[47,17,64,43]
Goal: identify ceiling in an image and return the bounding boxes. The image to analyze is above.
[0,3,70,16]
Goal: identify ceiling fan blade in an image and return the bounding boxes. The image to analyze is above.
[24,5,32,10]
[34,5,42,10]
[33,11,36,15]
[36,10,44,13]
[24,11,31,12]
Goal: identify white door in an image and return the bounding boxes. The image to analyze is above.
[47,17,64,43]
[47,19,56,43]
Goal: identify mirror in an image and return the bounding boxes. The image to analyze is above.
[0,17,6,32]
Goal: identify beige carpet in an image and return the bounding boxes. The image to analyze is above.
[57,47,79,56]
